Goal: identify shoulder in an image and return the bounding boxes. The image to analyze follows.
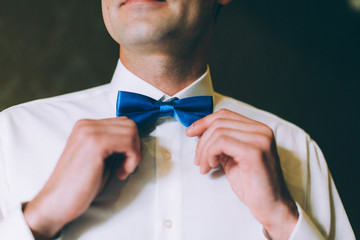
[213,92,308,138]
[1,84,114,124]
[0,84,115,154]
[2,84,110,116]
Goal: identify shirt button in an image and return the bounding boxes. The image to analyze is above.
[163,150,172,161]
[164,219,173,229]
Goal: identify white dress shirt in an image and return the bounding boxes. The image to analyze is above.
[0,60,355,240]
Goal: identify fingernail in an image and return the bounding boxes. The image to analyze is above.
[187,124,195,131]
[200,165,206,175]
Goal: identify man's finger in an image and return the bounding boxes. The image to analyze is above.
[186,108,253,137]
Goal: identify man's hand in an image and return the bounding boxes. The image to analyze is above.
[186,109,299,240]
[23,117,142,239]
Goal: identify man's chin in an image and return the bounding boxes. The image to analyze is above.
[120,0,167,8]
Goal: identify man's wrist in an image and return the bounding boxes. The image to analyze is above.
[262,200,299,240]
[22,201,63,239]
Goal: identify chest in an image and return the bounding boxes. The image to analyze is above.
[8,118,265,239]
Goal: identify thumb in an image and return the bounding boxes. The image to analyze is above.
[185,116,210,137]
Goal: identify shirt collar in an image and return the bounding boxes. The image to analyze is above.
[109,59,214,102]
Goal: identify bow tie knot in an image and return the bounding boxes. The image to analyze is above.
[159,100,176,115]
[116,91,213,128]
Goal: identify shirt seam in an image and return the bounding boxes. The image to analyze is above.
[2,84,110,115]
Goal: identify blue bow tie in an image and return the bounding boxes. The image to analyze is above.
[116,91,213,128]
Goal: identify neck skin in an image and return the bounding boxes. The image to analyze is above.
[119,26,213,96]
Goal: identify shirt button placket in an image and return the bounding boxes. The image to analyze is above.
[163,150,172,161]
[164,219,173,229]
[155,119,182,240]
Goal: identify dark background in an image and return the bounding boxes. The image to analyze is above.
[0,0,359,237]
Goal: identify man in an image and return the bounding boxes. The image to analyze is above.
[0,0,355,239]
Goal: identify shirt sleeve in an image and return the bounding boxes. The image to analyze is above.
[288,203,325,240]
[288,138,355,240]
[0,112,35,240]
[0,206,35,240]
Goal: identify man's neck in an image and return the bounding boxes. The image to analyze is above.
[119,46,209,96]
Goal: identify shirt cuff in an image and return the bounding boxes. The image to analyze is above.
[288,203,325,240]
[0,207,34,240]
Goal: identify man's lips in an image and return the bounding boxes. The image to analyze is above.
[120,0,166,6]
